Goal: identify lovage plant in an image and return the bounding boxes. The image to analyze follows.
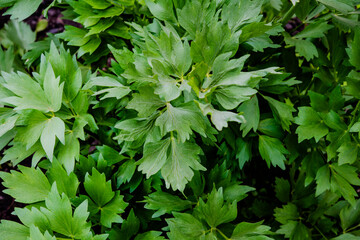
[1,0,360,239]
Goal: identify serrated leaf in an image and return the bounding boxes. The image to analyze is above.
[47,159,79,198]
[41,184,91,239]
[100,191,128,228]
[84,168,115,207]
[143,191,192,218]
[127,87,165,117]
[0,165,51,203]
[258,135,288,170]
[263,96,295,131]
[166,212,206,240]
[195,187,237,227]
[197,101,244,131]
[274,203,299,225]
[40,116,65,160]
[28,225,56,240]
[162,138,206,192]
[295,107,329,142]
[294,21,333,39]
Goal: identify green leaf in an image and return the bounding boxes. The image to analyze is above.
[15,207,50,234]
[166,212,206,240]
[138,138,171,178]
[236,138,252,169]
[231,221,272,240]
[127,87,165,117]
[155,103,212,142]
[197,101,245,131]
[143,191,192,218]
[100,191,128,228]
[28,225,56,240]
[89,76,131,100]
[347,28,360,69]
[135,231,165,240]
[340,200,360,231]
[337,141,358,165]
[1,72,52,112]
[0,220,29,240]
[84,168,115,207]
[162,138,206,192]
[40,116,65,160]
[317,0,355,14]
[284,36,318,61]
[258,135,288,170]
[0,20,35,50]
[194,187,237,227]
[41,184,91,239]
[4,0,42,20]
[315,165,331,196]
[274,203,299,225]
[43,63,64,112]
[238,96,260,136]
[294,21,333,39]
[57,131,80,174]
[145,0,177,22]
[263,96,295,131]
[0,165,51,203]
[113,209,140,240]
[214,85,257,110]
[47,159,79,199]
[295,107,329,142]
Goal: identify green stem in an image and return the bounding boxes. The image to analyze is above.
[282,5,296,25]
[345,223,360,233]
[313,225,328,240]
[216,228,231,240]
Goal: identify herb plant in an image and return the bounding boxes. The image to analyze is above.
[1,0,360,239]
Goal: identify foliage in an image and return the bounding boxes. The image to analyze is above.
[0,0,360,239]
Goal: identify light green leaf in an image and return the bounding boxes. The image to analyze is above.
[155,103,210,142]
[28,225,56,240]
[47,159,79,198]
[337,141,358,165]
[4,0,42,21]
[197,101,244,131]
[84,168,115,207]
[0,165,51,203]
[43,63,64,112]
[40,116,65,160]
[41,184,91,239]
[214,85,257,110]
[162,138,206,192]
[15,207,50,233]
[138,138,171,178]
[0,220,29,240]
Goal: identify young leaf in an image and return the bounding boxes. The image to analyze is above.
[0,165,51,203]
[0,220,29,240]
